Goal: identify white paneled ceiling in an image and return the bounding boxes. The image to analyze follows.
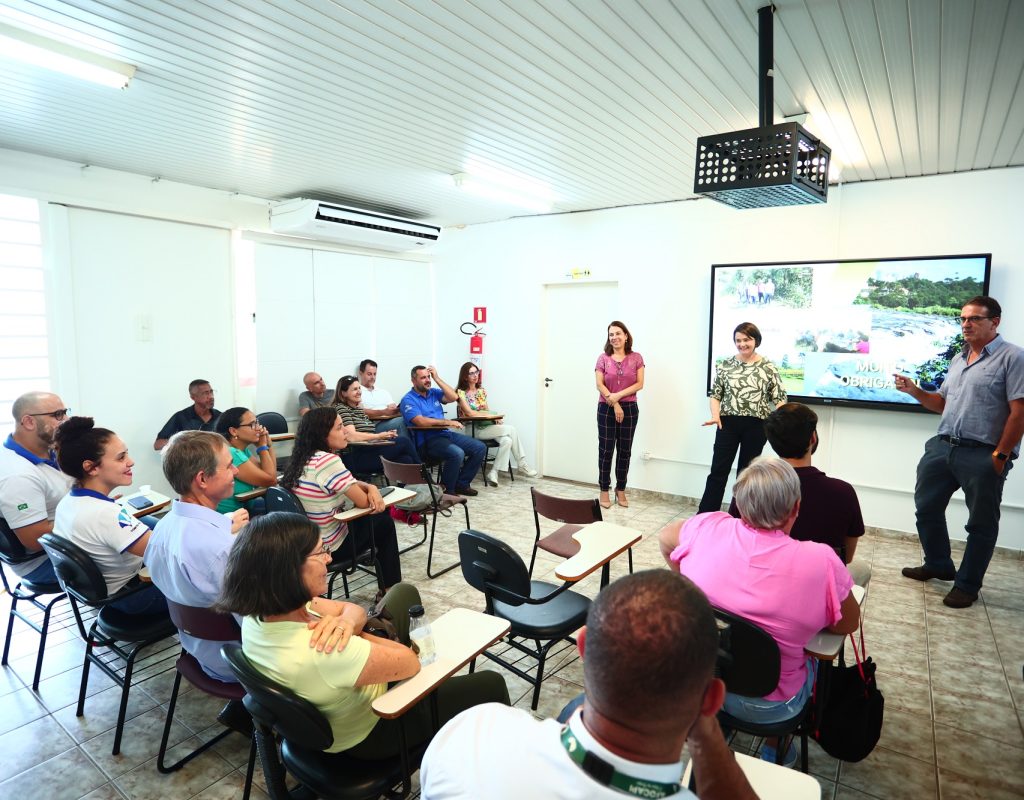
[1,0,1022,226]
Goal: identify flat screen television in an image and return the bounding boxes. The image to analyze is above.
[707,254,992,411]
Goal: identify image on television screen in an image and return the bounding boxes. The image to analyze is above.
[708,254,992,411]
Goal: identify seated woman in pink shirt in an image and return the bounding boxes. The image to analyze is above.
[659,456,860,767]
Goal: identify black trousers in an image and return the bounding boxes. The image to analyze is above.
[597,401,639,492]
[698,415,767,513]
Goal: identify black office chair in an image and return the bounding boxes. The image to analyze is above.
[158,601,256,799]
[256,411,288,434]
[459,529,590,710]
[221,643,423,799]
[381,458,468,578]
[713,606,811,773]
[528,487,631,587]
[0,518,66,690]
[257,411,291,471]
[264,488,382,599]
[38,532,177,755]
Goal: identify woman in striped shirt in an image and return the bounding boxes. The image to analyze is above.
[280,407,402,589]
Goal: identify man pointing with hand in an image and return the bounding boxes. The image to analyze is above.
[894,295,1024,608]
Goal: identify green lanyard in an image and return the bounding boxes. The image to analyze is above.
[560,725,682,799]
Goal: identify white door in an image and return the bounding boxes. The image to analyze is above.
[541,282,618,482]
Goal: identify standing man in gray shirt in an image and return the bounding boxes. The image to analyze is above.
[895,295,1024,608]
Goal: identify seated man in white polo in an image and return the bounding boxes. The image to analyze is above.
[358,358,409,439]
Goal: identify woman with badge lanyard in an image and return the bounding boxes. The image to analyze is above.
[53,417,166,615]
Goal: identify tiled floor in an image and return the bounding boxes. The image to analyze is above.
[1,475,1023,799]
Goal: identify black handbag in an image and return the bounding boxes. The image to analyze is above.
[810,625,884,762]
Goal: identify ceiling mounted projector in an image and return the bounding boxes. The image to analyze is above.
[694,5,831,209]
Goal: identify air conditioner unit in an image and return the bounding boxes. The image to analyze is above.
[269,199,441,252]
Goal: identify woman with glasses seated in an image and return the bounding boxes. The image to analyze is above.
[280,407,403,589]
[333,376,418,478]
[217,512,508,759]
[53,417,166,615]
[214,407,278,515]
[455,362,537,487]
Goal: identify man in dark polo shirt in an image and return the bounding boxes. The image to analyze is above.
[153,379,221,450]
[730,401,869,585]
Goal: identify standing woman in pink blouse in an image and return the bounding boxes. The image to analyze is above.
[594,321,645,509]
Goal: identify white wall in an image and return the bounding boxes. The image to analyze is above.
[2,149,433,497]
[432,167,1024,551]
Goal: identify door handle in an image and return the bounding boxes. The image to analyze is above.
[544,377,553,387]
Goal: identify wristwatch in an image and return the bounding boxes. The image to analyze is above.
[993,451,1009,461]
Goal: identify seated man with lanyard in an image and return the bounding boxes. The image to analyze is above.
[400,365,485,497]
[420,570,756,799]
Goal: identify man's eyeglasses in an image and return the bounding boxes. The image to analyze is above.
[959,315,991,325]
[28,408,69,421]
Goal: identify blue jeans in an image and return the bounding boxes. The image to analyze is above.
[109,583,167,615]
[22,556,57,585]
[420,432,486,491]
[375,416,410,440]
[914,436,1012,596]
[722,657,816,724]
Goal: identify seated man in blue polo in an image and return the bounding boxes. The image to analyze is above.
[401,365,486,497]
[0,392,74,584]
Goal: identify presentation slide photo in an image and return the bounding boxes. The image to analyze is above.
[709,255,989,410]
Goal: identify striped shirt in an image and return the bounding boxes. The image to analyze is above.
[337,404,376,434]
[291,451,355,550]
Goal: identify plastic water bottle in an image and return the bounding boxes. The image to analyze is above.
[408,604,436,666]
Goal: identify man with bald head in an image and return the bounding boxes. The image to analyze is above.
[298,371,335,416]
[0,391,74,583]
[420,570,755,799]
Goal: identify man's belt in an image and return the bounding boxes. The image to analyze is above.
[938,434,994,449]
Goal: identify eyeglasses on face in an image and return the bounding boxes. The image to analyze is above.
[308,542,331,559]
[467,369,479,375]
[959,315,991,325]
[241,420,261,429]
[28,408,69,421]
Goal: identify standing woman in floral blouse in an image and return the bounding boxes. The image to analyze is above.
[698,322,787,513]
[595,321,645,509]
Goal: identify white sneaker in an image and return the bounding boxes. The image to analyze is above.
[517,464,538,477]
[485,469,499,486]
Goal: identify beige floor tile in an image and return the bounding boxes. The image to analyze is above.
[875,706,934,764]
[77,784,130,800]
[931,690,1024,747]
[0,684,47,735]
[933,724,1024,796]
[0,713,77,782]
[81,704,193,779]
[0,746,108,800]
[838,745,938,799]
[188,768,268,800]
[113,738,235,800]
[52,682,159,744]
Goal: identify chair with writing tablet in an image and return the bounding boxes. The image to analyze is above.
[459,529,590,710]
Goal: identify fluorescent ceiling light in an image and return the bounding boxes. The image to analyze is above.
[454,156,555,212]
[452,173,554,213]
[0,21,136,89]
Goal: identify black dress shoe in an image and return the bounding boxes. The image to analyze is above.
[942,587,978,608]
[217,699,254,736]
[901,565,956,582]
[455,485,478,497]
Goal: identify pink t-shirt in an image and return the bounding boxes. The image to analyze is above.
[595,351,645,403]
[669,512,853,701]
